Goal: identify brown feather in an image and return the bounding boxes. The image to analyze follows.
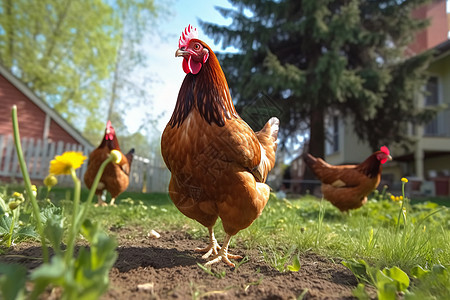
[84,124,134,200]
[168,41,238,128]
[303,151,387,212]
[161,40,278,239]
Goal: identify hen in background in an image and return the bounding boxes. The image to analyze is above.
[161,25,279,267]
[84,120,135,206]
[303,146,392,212]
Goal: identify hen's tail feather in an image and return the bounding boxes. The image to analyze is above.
[303,153,317,169]
[126,148,135,166]
[253,117,279,183]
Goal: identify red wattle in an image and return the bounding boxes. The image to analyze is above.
[188,56,202,74]
[182,59,190,74]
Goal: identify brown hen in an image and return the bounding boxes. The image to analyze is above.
[161,25,279,267]
[84,120,134,206]
[304,146,392,212]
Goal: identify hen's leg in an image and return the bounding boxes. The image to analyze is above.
[95,195,108,207]
[109,197,116,206]
[204,234,242,267]
[195,226,221,259]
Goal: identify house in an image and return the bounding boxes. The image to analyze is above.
[0,63,93,183]
[323,1,450,196]
[391,39,450,196]
[291,0,450,197]
[0,63,171,193]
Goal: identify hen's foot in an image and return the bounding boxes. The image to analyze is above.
[195,239,221,259]
[95,200,108,207]
[204,247,242,268]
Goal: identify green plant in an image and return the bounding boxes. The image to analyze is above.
[342,259,410,300]
[0,191,38,248]
[406,264,450,299]
[197,263,227,279]
[0,106,120,299]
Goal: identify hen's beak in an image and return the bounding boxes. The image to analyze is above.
[388,155,393,161]
[175,49,189,57]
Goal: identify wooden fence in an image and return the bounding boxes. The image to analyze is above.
[0,134,170,193]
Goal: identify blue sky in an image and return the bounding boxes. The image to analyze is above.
[126,0,235,133]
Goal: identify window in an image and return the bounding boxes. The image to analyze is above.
[332,116,339,153]
[424,76,440,136]
[326,115,340,155]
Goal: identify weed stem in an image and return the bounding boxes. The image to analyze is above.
[11,105,49,262]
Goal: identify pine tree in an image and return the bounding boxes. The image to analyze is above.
[201,0,435,159]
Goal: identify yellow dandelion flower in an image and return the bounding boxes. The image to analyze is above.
[401,177,408,183]
[390,195,396,201]
[399,195,403,201]
[395,196,400,202]
[49,151,87,175]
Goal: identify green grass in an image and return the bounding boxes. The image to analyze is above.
[1,183,449,298]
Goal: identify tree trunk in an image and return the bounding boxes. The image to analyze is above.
[308,109,325,159]
[301,108,325,195]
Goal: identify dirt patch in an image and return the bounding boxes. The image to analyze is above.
[1,228,358,299]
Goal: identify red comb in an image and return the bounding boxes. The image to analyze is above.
[380,146,390,155]
[105,120,114,141]
[179,24,198,49]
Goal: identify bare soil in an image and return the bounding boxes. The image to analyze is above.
[1,228,358,299]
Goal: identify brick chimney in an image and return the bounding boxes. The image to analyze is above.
[408,0,448,55]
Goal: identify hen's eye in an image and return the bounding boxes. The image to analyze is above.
[194,43,200,50]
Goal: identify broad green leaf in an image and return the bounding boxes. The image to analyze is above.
[377,282,398,300]
[70,219,117,299]
[30,256,67,299]
[376,269,394,286]
[342,259,370,283]
[0,197,8,214]
[16,226,39,241]
[383,266,410,292]
[376,270,396,300]
[410,265,430,279]
[30,256,66,282]
[0,214,12,235]
[43,211,64,255]
[0,263,27,300]
[287,255,301,272]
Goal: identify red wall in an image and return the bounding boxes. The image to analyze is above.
[0,74,80,145]
[409,0,448,55]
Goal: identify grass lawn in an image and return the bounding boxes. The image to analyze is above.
[1,182,449,299]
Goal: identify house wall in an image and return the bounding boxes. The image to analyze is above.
[429,53,450,108]
[424,154,450,178]
[326,116,372,165]
[408,0,448,55]
[0,75,79,145]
